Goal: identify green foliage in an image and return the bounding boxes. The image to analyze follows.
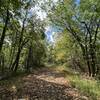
[55,65,100,100]
[48,0,100,76]
[69,74,100,100]
[52,30,85,71]
[54,31,75,62]
[0,0,47,74]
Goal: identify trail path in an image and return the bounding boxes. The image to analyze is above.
[0,67,88,100]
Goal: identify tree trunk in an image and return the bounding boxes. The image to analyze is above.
[85,55,92,76]
[0,9,9,52]
[26,45,33,72]
[11,46,21,72]
[10,16,27,72]
[90,47,96,77]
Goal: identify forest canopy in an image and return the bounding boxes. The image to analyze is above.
[0,0,100,99]
[0,0,100,78]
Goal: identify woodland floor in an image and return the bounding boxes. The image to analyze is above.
[0,66,89,100]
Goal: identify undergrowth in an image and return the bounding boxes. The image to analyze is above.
[55,65,100,100]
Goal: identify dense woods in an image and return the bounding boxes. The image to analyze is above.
[0,0,46,76]
[47,0,100,77]
[0,0,100,99]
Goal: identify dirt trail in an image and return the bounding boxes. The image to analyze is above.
[0,67,88,100]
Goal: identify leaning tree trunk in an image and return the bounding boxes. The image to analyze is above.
[10,15,27,72]
[11,46,22,72]
[0,9,9,52]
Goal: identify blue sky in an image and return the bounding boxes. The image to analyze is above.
[45,26,61,42]
[45,0,80,42]
[30,0,80,42]
[76,0,80,5]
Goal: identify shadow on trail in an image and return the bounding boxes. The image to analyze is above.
[0,67,82,100]
[17,77,74,100]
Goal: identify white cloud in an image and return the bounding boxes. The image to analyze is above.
[45,26,51,32]
[50,35,54,42]
[30,0,58,20]
[30,6,47,20]
[52,32,55,35]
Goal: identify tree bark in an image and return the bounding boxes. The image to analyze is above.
[10,17,26,72]
[0,9,9,52]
